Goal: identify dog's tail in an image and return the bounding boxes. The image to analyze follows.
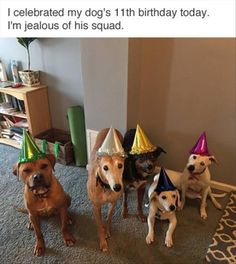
[12,205,28,214]
[208,189,227,210]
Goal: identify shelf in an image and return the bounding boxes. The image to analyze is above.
[0,138,21,149]
[0,111,27,119]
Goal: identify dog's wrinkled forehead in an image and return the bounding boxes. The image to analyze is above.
[188,154,213,166]
[132,152,157,162]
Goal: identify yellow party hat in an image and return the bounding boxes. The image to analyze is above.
[130,124,156,155]
[97,127,125,157]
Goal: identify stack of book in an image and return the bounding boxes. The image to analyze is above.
[0,93,25,114]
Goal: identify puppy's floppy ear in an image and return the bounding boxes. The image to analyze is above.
[209,156,218,165]
[46,154,56,169]
[154,147,167,157]
[175,190,182,209]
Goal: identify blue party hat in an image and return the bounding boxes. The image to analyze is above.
[155,168,176,194]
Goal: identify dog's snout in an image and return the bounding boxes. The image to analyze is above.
[169,205,176,211]
[33,173,43,181]
[187,165,195,172]
[113,184,122,192]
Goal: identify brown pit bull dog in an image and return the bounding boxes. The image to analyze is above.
[13,154,75,256]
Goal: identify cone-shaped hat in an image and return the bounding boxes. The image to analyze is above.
[97,127,125,157]
[155,168,176,194]
[18,129,46,163]
[190,132,210,156]
[130,124,156,155]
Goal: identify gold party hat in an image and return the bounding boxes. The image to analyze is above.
[18,129,46,164]
[97,127,125,157]
[130,124,156,155]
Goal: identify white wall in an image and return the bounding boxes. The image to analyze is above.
[80,38,128,134]
[0,38,84,130]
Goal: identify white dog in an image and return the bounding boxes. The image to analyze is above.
[146,169,181,247]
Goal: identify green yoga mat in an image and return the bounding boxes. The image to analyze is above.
[67,106,87,166]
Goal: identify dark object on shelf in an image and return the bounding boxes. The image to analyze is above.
[35,128,74,165]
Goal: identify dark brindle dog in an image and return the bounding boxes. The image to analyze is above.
[122,129,166,222]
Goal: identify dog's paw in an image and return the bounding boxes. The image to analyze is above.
[63,234,76,247]
[34,241,45,256]
[27,222,34,231]
[137,213,147,223]
[200,212,208,220]
[100,239,108,252]
[146,234,154,245]
[165,237,173,248]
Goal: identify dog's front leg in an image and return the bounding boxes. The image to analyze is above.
[146,201,157,244]
[180,182,187,210]
[59,207,76,247]
[106,202,116,238]
[137,184,146,222]
[165,215,177,248]
[93,204,108,252]
[200,187,209,219]
[121,187,128,218]
[29,213,45,256]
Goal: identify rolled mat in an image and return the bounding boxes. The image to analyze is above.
[67,106,87,166]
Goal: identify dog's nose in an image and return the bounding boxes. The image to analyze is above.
[169,205,176,211]
[113,184,122,192]
[33,174,43,181]
[187,165,195,172]
[147,164,153,170]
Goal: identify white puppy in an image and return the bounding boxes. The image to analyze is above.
[146,170,181,247]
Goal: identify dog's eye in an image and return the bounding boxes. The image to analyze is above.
[41,164,48,169]
[23,168,32,173]
[200,162,205,166]
[103,165,109,171]
[193,155,197,159]
[118,163,123,169]
[172,194,176,198]
[162,195,167,200]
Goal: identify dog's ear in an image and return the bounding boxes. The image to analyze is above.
[46,154,56,170]
[155,147,167,157]
[12,163,21,180]
[175,190,182,209]
[209,156,218,165]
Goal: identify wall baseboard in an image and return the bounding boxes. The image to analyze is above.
[210,180,236,192]
[86,129,99,160]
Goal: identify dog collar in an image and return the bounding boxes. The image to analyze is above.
[156,207,165,219]
[96,173,111,191]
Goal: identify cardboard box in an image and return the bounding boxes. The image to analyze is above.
[35,128,74,165]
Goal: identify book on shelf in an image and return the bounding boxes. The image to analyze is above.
[0,92,26,114]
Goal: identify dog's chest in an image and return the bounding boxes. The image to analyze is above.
[127,180,146,190]
[36,199,57,216]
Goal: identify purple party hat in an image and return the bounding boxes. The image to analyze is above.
[190,132,210,156]
[155,168,176,194]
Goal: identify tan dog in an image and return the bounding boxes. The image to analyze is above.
[146,173,181,247]
[87,128,125,251]
[13,154,75,256]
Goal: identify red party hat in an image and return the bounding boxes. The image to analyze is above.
[190,132,210,156]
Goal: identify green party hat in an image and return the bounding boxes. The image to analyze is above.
[18,129,46,163]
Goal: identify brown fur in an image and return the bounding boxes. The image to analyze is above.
[87,128,125,252]
[13,154,75,256]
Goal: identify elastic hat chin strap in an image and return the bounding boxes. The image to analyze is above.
[96,173,111,191]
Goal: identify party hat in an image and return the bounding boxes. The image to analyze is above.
[155,168,176,194]
[190,132,210,156]
[18,129,46,164]
[97,127,125,157]
[130,124,156,155]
